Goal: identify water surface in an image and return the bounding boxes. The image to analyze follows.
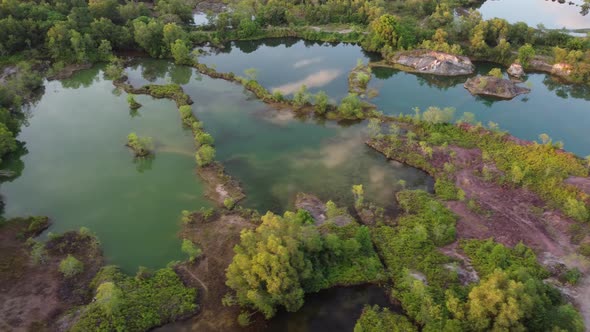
[478,0,590,30]
[1,67,212,272]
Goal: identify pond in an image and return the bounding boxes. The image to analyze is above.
[477,0,590,30]
[195,39,590,157]
[198,38,380,99]
[126,61,433,214]
[0,67,213,273]
[264,285,398,331]
[369,65,590,157]
[157,284,398,332]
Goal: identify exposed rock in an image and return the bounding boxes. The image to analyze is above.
[464,75,530,99]
[529,59,573,80]
[294,193,354,226]
[197,162,245,206]
[390,50,474,76]
[295,193,327,224]
[507,63,525,78]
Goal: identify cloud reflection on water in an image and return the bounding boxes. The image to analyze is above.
[272,69,342,94]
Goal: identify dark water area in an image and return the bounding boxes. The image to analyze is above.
[263,285,398,332]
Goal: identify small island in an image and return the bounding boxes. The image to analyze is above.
[464,75,531,99]
[386,50,475,76]
[126,133,153,157]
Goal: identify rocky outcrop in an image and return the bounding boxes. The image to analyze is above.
[390,50,474,76]
[464,75,530,99]
[529,59,573,80]
[294,193,354,226]
[507,63,524,78]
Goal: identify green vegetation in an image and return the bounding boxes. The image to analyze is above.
[224,197,235,210]
[181,239,202,262]
[126,133,153,157]
[488,68,503,79]
[71,266,197,331]
[373,107,590,222]
[127,94,142,110]
[59,254,84,278]
[369,190,584,331]
[354,305,417,332]
[195,145,215,167]
[226,209,384,318]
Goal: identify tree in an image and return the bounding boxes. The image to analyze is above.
[460,270,533,331]
[0,123,17,161]
[314,91,329,114]
[59,254,84,278]
[226,210,319,318]
[338,93,363,119]
[196,145,215,167]
[133,19,164,58]
[244,68,258,81]
[97,39,113,62]
[293,85,310,106]
[181,239,202,262]
[171,39,192,65]
[352,184,364,208]
[518,44,535,68]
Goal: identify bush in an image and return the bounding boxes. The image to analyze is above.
[59,255,84,278]
[195,132,214,145]
[195,145,215,167]
[338,93,363,119]
[181,239,202,262]
[518,44,535,68]
[224,197,235,210]
[488,68,503,79]
[314,91,329,114]
[127,133,153,157]
[71,267,197,331]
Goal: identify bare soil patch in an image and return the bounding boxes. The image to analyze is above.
[172,212,255,331]
[0,219,103,331]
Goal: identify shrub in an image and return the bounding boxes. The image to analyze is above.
[314,91,329,114]
[178,105,193,125]
[181,239,202,262]
[127,133,153,157]
[59,255,84,278]
[195,132,214,145]
[195,145,215,167]
[338,93,363,119]
[518,44,535,68]
[224,197,235,210]
[488,68,503,79]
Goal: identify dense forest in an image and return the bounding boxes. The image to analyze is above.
[1,0,590,331]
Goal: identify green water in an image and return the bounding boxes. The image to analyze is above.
[196,39,590,157]
[126,64,433,214]
[2,37,589,292]
[0,67,212,272]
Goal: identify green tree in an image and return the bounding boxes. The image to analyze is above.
[196,145,215,167]
[314,91,329,114]
[133,19,164,58]
[518,44,536,68]
[171,39,192,65]
[226,211,319,318]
